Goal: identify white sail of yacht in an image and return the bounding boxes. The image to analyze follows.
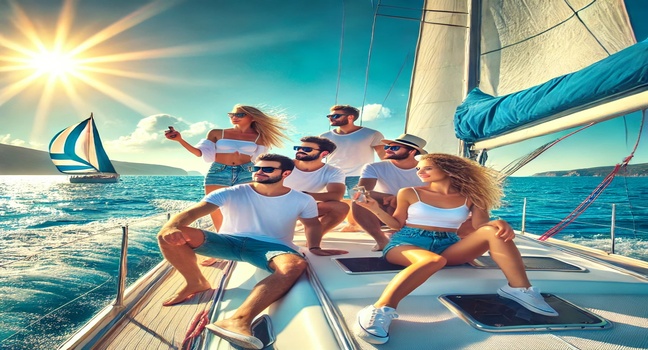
[49,113,120,183]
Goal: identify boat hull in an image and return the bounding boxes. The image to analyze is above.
[69,174,120,183]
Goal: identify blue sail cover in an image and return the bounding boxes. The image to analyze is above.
[454,39,648,143]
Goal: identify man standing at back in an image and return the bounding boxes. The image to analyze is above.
[352,134,427,250]
[320,105,386,231]
[284,136,349,235]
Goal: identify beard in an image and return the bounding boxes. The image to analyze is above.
[330,118,349,126]
[255,174,283,184]
[385,152,409,160]
[295,152,320,161]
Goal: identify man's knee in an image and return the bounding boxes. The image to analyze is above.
[271,255,307,277]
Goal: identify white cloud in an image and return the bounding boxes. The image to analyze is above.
[0,134,26,147]
[106,114,217,152]
[360,104,392,121]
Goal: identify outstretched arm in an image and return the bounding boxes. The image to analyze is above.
[355,188,411,230]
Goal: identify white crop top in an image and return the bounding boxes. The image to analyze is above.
[195,130,267,163]
[405,188,470,229]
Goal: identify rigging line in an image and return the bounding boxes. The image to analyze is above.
[335,0,346,105]
[562,0,610,55]
[381,51,411,107]
[360,0,381,126]
[619,109,647,237]
[540,113,645,241]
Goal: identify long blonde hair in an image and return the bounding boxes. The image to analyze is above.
[418,153,503,211]
[237,104,290,148]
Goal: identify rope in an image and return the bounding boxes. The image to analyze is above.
[499,123,595,178]
[539,110,646,241]
[359,0,381,125]
[181,310,210,350]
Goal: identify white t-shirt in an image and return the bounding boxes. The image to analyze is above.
[320,127,384,176]
[203,184,318,249]
[360,161,425,195]
[284,164,345,193]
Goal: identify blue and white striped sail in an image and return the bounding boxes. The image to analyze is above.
[49,115,117,175]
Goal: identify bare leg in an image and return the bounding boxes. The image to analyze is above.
[340,199,361,231]
[442,225,530,288]
[157,226,212,306]
[317,201,350,234]
[213,254,307,336]
[352,202,390,249]
[375,246,446,309]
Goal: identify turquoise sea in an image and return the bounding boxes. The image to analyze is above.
[1,175,647,349]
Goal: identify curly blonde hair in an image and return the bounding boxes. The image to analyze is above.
[418,153,503,211]
[237,104,290,148]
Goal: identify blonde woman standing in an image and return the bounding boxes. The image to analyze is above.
[354,153,558,345]
[165,104,289,230]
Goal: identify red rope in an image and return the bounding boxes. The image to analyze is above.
[181,310,210,350]
[539,110,646,241]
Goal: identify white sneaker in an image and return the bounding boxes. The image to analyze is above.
[355,305,399,344]
[498,284,559,317]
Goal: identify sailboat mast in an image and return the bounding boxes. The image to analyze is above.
[462,0,482,159]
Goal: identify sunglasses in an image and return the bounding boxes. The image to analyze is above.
[228,112,247,118]
[249,166,280,173]
[293,146,321,152]
[326,113,349,120]
[384,145,403,151]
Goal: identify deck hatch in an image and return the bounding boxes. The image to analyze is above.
[439,293,611,332]
[333,257,404,274]
[470,256,586,272]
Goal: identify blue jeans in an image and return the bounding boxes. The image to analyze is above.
[344,176,360,199]
[204,162,254,186]
[383,226,460,256]
[193,230,303,272]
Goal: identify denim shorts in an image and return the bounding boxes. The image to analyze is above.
[204,162,254,186]
[383,226,461,256]
[344,176,360,199]
[193,230,303,272]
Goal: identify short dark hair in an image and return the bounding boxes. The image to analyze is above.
[300,136,337,154]
[256,153,295,172]
[330,104,360,121]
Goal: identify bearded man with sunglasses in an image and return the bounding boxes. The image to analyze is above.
[352,134,428,251]
[320,104,386,232]
[157,153,347,349]
[284,136,349,235]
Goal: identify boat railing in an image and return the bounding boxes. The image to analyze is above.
[0,211,212,349]
[500,197,648,260]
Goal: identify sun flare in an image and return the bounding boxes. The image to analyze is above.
[28,50,79,78]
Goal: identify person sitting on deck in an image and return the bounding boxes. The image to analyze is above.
[157,153,348,350]
[284,136,349,235]
[352,133,427,250]
[353,153,558,345]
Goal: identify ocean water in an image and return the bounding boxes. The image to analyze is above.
[1,175,647,349]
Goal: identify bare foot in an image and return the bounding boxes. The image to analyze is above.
[200,257,224,266]
[339,223,361,232]
[162,283,211,306]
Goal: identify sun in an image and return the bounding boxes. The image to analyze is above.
[28,49,79,78]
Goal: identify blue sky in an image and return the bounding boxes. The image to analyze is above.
[0,0,646,176]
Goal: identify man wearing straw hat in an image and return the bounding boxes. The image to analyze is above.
[352,133,428,250]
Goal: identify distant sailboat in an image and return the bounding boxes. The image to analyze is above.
[49,113,120,183]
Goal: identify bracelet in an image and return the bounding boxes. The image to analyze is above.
[309,247,321,250]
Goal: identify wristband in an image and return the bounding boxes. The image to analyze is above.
[309,247,321,250]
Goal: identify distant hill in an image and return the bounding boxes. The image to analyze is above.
[0,143,187,175]
[533,163,648,177]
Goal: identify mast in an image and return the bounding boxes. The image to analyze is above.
[462,0,482,159]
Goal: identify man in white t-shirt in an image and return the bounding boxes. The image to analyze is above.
[320,104,386,231]
[157,153,348,349]
[284,136,349,235]
[352,134,428,250]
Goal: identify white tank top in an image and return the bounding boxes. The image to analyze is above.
[405,188,470,229]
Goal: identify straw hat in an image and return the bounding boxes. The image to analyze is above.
[381,133,428,155]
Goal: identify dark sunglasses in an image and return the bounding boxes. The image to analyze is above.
[228,112,247,118]
[249,166,280,173]
[384,145,402,151]
[293,146,321,152]
[326,113,349,120]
